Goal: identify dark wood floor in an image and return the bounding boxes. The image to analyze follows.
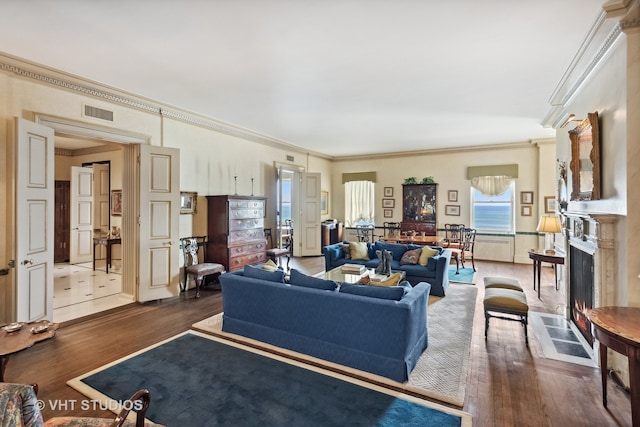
[5,258,631,426]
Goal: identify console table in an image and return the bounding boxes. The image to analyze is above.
[1,321,59,381]
[93,236,122,273]
[528,250,564,299]
[589,307,640,427]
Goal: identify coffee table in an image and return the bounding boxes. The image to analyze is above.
[323,266,406,284]
[0,320,59,381]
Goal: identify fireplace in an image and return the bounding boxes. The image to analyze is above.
[569,245,594,346]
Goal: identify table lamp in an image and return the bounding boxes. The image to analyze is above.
[537,215,562,254]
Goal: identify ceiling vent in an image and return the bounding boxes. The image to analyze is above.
[286,154,294,162]
[84,104,114,122]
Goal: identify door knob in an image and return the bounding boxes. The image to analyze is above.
[22,259,34,265]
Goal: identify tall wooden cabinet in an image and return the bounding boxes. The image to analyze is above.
[54,180,71,263]
[401,183,438,235]
[206,195,267,272]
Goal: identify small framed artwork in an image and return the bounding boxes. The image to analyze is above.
[111,190,122,216]
[544,196,556,213]
[384,209,393,218]
[521,205,532,216]
[384,187,394,197]
[320,191,328,215]
[180,191,197,214]
[445,205,460,216]
[521,191,534,205]
[382,198,395,208]
[448,190,458,202]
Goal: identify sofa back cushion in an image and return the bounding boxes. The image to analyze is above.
[244,265,286,282]
[290,269,338,291]
[418,246,440,266]
[348,241,370,261]
[339,282,406,301]
[400,248,422,265]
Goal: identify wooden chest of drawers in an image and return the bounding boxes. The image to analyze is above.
[206,195,267,272]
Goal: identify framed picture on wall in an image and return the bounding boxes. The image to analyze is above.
[445,205,460,216]
[448,190,458,202]
[384,209,393,218]
[521,205,532,216]
[382,198,395,208]
[180,191,197,214]
[544,196,556,213]
[111,190,122,216]
[321,191,328,215]
[384,187,394,197]
[521,191,534,205]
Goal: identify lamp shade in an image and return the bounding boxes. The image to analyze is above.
[537,215,561,233]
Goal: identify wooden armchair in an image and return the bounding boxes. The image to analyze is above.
[264,225,291,271]
[443,223,465,249]
[179,236,225,298]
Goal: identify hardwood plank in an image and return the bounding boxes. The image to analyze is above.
[4,258,632,426]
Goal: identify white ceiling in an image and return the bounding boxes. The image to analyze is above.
[0,0,605,157]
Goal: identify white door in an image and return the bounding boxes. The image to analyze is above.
[70,166,93,264]
[15,118,55,322]
[297,172,321,256]
[138,145,180,302]
[93,163,110,233]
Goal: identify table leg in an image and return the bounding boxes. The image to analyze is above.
[0,355,7,382]
[629,347,640,427]
[554,264,558,290]
[532,260,536,291]
[600,342,608,407]
[537,260,542,299]
[106,243,111,274]
[93,242,97,271]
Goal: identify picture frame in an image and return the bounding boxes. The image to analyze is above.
[544,196,556,213]
[521,205,532,216]
[110,190,122,216]
[320,191,328,215]
[445,205,460,216]
[447,190,458,202]
[520,191,534,205]
[180,191,197,214]
[382,198,395,208]
[383,209,393,218]
[384,186,394,197]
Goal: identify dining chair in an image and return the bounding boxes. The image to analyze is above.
[179,236,225,298]
[265,222,292,271]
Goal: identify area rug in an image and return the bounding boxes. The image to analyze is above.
[193,283,478,407]
[529,312,597,367]
[68,330,472,427]
[448,266,476,284]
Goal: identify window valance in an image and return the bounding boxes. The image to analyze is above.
[342,172,377,184]
[466,164,518,180]
[467,164,518,196]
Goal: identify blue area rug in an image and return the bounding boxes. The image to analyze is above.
[448,265,476,284]
[69,331,471,426]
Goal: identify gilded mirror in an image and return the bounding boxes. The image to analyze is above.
[569,111,600,201]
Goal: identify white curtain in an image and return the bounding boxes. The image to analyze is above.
[470,175,513,196]
[344,180,375,226]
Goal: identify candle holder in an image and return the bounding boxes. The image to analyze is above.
[234,176,238,195]
[250,178,254,196]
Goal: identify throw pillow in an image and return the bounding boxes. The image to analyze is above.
[400,248,422,265]
[290,269,338,291]
[371,272,403,287]
[339,282,405,301]
[341,243,352,260]
[349,241,370,261]
[419,246,439,266]
[261,259,278,271]
[243,265,285,282]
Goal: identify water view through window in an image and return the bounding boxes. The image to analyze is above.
[472,186,513,232]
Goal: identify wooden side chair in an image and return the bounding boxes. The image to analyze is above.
[179,236,225,298]
[459,227,477,272]
[265,227,290,271]
[443,223,465,249]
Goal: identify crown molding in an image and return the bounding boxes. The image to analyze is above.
[0,52,331,160]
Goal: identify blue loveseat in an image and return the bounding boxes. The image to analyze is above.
[219,267,431,383]
[322,241,452,296]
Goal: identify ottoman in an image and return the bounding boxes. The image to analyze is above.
[483,287,529,344]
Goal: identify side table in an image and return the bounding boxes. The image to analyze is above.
[528,250,564,299]
[1,321,59,381]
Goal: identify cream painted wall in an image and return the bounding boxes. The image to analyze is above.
[331,142,556,263]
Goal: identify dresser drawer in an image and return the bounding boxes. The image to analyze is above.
[228,251,267,271]
[229,208,264,220]
[229,200,265,210]
[229,228,265,243]
[229,240,267,257]
[229,218,264,232]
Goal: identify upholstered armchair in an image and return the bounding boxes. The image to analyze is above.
[0,382,43,427]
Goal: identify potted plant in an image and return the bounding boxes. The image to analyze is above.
[403,177,418,185]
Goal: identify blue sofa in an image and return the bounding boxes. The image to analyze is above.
[322,241,452,296]
[219,268,431,383]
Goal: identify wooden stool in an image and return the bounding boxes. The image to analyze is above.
[483,287,529,345]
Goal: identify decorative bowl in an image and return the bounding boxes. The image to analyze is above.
[2,322,23,333]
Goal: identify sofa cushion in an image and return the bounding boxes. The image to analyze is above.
[243,265,285,282]
[341,243,352,260]
[371,272,403,287]
[400,248,422,265]
[339,282,406,301]
[261,259,279,271]
[289,269,338,291]
[349,241,370,261]
[374,241,408,261]
[418,246,439,266]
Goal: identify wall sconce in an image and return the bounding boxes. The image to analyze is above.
[560,114,584,128]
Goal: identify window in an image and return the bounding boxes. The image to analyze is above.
[344,180,375,226]
[471,181,514,233]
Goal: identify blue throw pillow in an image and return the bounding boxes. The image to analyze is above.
[290,269,338,291]
[243,265,286,282]
[339,282,405,301]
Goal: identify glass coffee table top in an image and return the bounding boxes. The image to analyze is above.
[323,266,406,284]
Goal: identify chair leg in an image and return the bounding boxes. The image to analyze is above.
[195,278,202,298]
[472,257,476,272]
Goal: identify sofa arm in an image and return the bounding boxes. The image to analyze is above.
[433,249,452,289]
[322,242,345,271]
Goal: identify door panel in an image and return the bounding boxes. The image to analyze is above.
[70,166,93,264]
[138,145,180,302]
[16,118,54,322]
[298,172,321,256]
